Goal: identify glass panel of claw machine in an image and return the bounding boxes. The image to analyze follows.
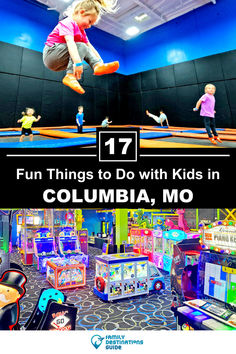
[96,261,108,293]
[154,236,163,254]
[123,262,136,295]
[143,234,153,260]
[164,239,175,257]
[153,231,164,268]
[136,261,148,294]
[109,263,122,299]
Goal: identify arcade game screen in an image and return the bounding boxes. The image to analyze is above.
[35,240,54,254]
[62,239,77,252]
[204,263,236,305]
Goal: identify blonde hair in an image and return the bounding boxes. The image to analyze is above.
[66,0,118,19]
[25,107,35,115]
[205,84,216,93]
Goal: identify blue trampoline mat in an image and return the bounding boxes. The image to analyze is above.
[58,128,96,133]
[0,130,40,137]
[150,126,169,129]
[0,136,96,148]
[140,131,172,139]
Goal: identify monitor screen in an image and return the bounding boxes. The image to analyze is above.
[102,243,108,253]
[26,215,34,225]
[62,240,77,251]
[36,240,54,254]
[204,262,236,305]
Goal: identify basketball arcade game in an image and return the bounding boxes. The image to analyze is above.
[172,220,236,330]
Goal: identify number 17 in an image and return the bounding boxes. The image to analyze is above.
[105,138,133,155]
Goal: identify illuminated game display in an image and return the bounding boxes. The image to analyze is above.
[198,251,236,307]
[94,253,165,301]
[46,257,86,290]
[204,262,236,305]
[33,232,58,273]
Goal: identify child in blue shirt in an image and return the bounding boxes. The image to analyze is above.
[101,116,112,128]
[76,106,85,133]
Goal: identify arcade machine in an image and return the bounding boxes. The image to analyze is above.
[33,228,58,273]
[0,214,10,275]
[153,229,164,269]
[172,220,236,330]
[20,209,53,266]
[141,229,154,261]
[78,229,88,255]
[46,258,86,290]
[59,234,89,268]
[94,253,165,301]
[53,209,76,245]
[53,209,89,267]
[171,238,201,302]
[162,229,187,272]
[129,228,143,254]
[16,212,32,250]
[120,242,134,253]
[95,232,110,250]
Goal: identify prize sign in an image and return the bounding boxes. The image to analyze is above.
[200,221,236,254]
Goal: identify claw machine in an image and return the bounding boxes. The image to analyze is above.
[163,229,187,272]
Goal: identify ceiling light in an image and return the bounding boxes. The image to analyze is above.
[126,26,140,37]
[135,13,149,22]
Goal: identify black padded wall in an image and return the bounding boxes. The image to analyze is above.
[1,40,236,129]
[0,41,121,128]
[120,50,236,128]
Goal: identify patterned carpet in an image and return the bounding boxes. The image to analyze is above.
[11,247,176,330]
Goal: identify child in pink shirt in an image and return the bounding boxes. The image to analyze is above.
[193,84,222,145]
[43,0,119,95]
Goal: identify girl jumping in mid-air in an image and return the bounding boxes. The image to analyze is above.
[146,109,169,127]
[43,0,119,95]
[193,84,222,145]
